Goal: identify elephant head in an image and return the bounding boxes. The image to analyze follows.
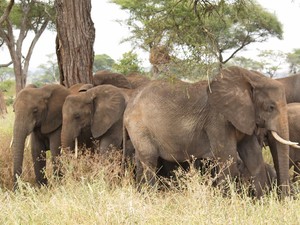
[12,84,70,184]
[61,85,127,153]
[93,70,132,89]
[209,66,291,196]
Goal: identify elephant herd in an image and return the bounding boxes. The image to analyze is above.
[11,67,300,198]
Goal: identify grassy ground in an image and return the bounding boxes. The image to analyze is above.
[1,108,300,224]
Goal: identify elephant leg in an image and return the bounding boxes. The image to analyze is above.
[237,135,268,197]
[206,119,239,182]
[31,132,48,186]
[130,135,158,187]
[135,153,158,188]
[292,161,300,182]
[49,128,63,178]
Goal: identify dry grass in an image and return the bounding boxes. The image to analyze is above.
[2,109,300,224]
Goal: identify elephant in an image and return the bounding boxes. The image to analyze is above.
[61,85,134,155]
[12,84,70,188]
[276,73,300,103]
[261,103,300,182]
[93,70,132,89]
[123,66,294,197]
[126,73,151,89]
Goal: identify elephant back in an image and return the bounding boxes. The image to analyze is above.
[126,73,151,89]
[93,70,132,89]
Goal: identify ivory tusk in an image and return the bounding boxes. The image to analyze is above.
[9,137,13,148]
[75,138,78,159]
[291,144,300,149]
[271,131,299,146]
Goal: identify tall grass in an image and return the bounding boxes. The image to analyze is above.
[1,109,300,224]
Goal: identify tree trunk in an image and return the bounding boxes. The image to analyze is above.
[0,91,7,118]
[55,0,95,87]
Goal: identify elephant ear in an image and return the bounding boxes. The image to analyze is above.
[90,86,126,138]
[41,84,70,134]
[208,66,257,135]
[79,84,93,92]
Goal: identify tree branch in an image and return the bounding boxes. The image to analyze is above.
[0,61,13,67]
[0,0,15,26]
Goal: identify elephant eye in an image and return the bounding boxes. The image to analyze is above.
[33,107,38,114]
[266,104,276,112]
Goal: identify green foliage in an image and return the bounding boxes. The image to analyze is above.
[112,0,283,75]
[0,67,14,82]
[30,53,59,85]
[93,54,116,72]
[0,80,15,105]
[0,79,14,93]
[286,49,300,74]
[0,0,56,31]
[229,56,263,71]
[230,50,287,78]
[257,50,286,78]
[112,51,144,75]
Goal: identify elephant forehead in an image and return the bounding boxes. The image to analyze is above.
[255,85,285,102]
[14,91,44,108]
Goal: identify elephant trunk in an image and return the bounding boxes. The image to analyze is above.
[61,126,75,152]
[12,123,30,187]
[268,115,290,197]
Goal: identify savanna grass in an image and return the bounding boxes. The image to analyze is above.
[2,109,300,224]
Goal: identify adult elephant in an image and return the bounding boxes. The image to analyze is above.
[276,73,300,103]
[12,84,70,188]
[61,85,133,155]
[124,66,294,197]
[126,73,151,89]
[263,103,300,182]
[93,70,132,89]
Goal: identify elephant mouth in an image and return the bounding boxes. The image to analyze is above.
[271,131,300,148]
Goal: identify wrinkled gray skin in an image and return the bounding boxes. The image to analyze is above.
[263,103,300,182]
[12,84,70,188]
[63,71,148,154]
[61,85,133,154]
[126,73,151,89]
[124,66,290,197]
[93,70,132,89]
[276,73,300,103]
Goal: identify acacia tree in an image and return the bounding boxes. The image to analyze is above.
[0,0,14,26]
[55,0,95,87]
[0,0,14,117]
[286,49,300,74]
[112,0,283,74]
[93,54,115,72]
[230,50,287,78]
[0,0,55,94]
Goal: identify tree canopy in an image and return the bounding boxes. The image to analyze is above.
[0,0,55,93]
[286,49,300,74]
[112,51,144,75]
[111,0,283,75]
[93,54,115,72]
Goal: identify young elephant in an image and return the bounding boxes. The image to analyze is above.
[12,84,70,188]
[61,85,133,154]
